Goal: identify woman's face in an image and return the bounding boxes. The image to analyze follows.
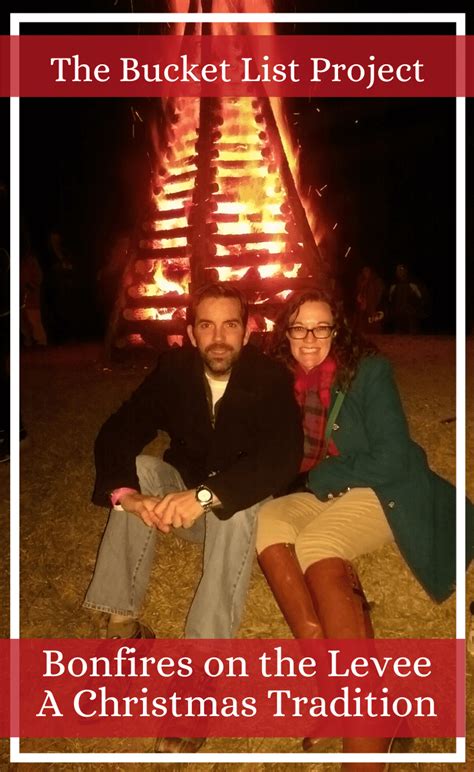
[286,300,335,372]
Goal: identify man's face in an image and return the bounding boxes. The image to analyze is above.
[187,297,249,379]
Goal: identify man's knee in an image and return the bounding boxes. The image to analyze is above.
[206,506,258,556]
[135,455,184,495]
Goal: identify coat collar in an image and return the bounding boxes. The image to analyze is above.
[189,345,256,429]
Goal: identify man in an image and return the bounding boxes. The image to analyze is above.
[84,283,302,647]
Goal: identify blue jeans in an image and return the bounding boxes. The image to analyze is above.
[83,455,261,638]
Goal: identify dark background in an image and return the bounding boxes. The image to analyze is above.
[2,3,472,339]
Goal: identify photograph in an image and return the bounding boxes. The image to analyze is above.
[1,3,473,770]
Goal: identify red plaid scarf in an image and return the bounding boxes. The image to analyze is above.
[294,356,339,473]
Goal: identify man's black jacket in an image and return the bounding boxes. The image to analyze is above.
[93,344,303,519]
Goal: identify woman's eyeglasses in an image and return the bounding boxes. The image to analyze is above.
[287,325,335,340]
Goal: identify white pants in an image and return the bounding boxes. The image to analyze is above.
[256,488,394,572]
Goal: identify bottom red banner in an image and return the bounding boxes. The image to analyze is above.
[1,638,464,738]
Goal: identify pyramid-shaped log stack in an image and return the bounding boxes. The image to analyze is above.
[112,95,326,351]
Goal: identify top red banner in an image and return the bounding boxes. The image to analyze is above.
[1,35,473,97]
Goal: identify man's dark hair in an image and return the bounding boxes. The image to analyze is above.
[187,283,249,327]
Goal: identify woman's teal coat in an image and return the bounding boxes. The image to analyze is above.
[307,356,473,602]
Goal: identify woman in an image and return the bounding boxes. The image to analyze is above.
[256,287,473,765]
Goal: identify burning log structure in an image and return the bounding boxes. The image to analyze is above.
[110,90,328,351]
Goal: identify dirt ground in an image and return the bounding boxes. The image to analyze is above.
[1,334,473,771]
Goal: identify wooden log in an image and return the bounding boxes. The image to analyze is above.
[216,175,277,188]
[133,258,190,274]
[212,213,285,224]
[222,276,318,293]
[258,97,327,281]
[164,188,195,201]
[206,252,302,267]
[166,169,197,184]
[215,160,266,170]
[141,224,193,240]
[138,245,190,259]
[190,96,220,286]
[213,232,290,246]
[124,294,191,308]
[216,142,262,151]
[147,207,187,221]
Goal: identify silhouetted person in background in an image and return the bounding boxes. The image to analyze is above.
[20,245,47,348]
[45,225,77,342]
[387,263,425,334]
[354,265,385,333]
[97,230,131,333]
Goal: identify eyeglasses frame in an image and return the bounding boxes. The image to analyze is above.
[286,324,336,340]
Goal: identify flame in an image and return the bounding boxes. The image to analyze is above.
[216,266,249,282]
[153,261,190,295]
[258,263,301,279]
[121,1,324,348]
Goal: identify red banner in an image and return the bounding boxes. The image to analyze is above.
[1,35,473,97]
[0,638,464,738]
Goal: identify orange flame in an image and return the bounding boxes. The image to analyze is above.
[122,1,323,348]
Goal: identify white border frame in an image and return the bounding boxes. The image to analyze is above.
[9,10,466,765]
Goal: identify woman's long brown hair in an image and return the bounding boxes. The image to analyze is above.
[267,287,378,391]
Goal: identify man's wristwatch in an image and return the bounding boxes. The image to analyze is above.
[195,484,214,513]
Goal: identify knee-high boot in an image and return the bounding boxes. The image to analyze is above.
[303,558,391,763]
[304,557,373,639]
[257,543,324,639]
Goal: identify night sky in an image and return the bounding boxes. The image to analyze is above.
[2,3,473,339]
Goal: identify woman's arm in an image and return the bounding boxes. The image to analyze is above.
[308,357,412,497]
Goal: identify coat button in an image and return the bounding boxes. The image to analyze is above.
[327,493,334,500]
[388,500,395,508]
[346,486,351,492]
[333,423,340,431]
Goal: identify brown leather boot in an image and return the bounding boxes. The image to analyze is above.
[257,543,324,639]
[304,557,373,639]
[341,735,392,769]
[302,558,375,753]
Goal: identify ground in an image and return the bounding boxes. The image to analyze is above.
[1,334,473,771]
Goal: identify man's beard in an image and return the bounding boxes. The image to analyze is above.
[202,344,240,376]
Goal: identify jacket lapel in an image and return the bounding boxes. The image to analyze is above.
[189,350,214,438]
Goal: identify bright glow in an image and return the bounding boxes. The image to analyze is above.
[246,241,286,253]
[151,217,188,231]
[218,149,262,161]
[153,261,190,295]
[216,266,249,281]
[154,197,186,211]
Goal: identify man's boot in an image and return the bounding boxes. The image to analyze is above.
[257,543,324,638]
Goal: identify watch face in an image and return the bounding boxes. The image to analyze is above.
[197,487,213,504]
